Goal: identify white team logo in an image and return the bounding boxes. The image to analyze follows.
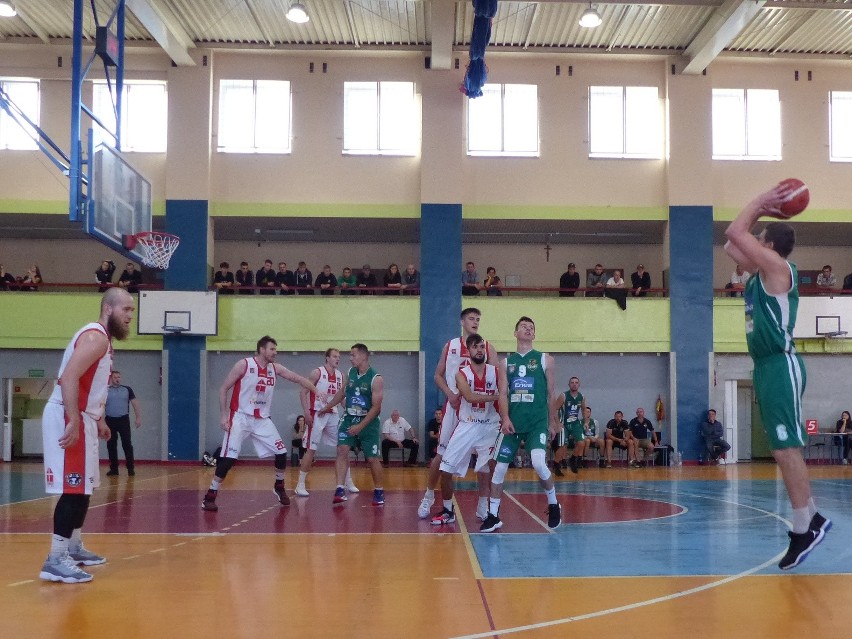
[776,424,788,441]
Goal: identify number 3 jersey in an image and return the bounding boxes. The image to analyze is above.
[231,357,276,418]
[505,350,548,432]
[457,364,500,429]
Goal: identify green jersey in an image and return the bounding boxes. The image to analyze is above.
[561,391,584,427]
[344,366,379,418]
[744,263,799,360]
[506,350,549,432]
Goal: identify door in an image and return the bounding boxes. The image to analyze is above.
[736,385,752,461]
[2,378,11,462]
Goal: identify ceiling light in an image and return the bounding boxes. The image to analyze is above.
[579,5,602,29]
[286,2,309,24]
[0,2,17,18]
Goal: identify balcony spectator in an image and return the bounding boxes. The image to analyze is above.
[0,263,17,291]
[462,261,480,296]
[294,261,314,295]
[586,264,606,297]
[235,261,254,294]
[213,261,234,295]
[339,266,357,295]
[606,269,626,289]
[559,263,580,297]
[275,262,295,295]
[817,265,837,290]
[314,264,337,295]
[357,264,377,295]
[402,263,420,296]
[256,259,277,295]
[727,264,750,297]
[117,262,140,294]
[630,264,651,297]
[383,263,402,295]
[483,266,503,296]
[95,260,116,292]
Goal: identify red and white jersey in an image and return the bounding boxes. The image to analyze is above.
[443,336,494,394]
[49,322,113,420]
[230,357,276,418]
[310,365,342,414]
[457,364,500,426]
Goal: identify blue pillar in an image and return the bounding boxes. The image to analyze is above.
[421,203,462,420]
[669,205,713,462]
[163,199,209,460]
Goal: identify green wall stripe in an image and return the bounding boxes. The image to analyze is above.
[209,202,421,218]
[463,205,669,221]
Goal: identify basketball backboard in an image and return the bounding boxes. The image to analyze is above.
[793,297,851,338]
[138,291,218,336]
[86,143,152,263]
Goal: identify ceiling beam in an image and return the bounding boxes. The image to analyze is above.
[126,0,196,66]
[681,0,765,74]
[430,0,454,69]
[13,5,52,44]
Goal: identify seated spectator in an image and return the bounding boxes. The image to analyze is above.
[699,409,731,464]
[235,261,254,294]
[426,408,442,460]
[339,266,357,295]
[256,259,277,295]
[213,261,234,294]
[381,410,419,466]
[559,263,580,297]
[383,263,402,295]
[117,262,141,294]
[606,269,626,289]
[462,261,480,296]
[0,263,17,291]
[275,261,295,295]
[816,265,837,289]
[630,264,651,297]
[627,407,656,468]
[96,260,116,292]
[843,272,852,292]
[357,264,377,295]
[586,264,607,297]
[483,266,502,297]
[581,406,605,468]
[727,264,750,297]
[291,415,307,461]
[294,261,313,295]
[834,410,851,465]
[314,264,337,295]
[402,263,420,296]
[604,411,630,468]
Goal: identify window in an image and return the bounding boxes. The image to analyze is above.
[712,88,781,160]
[218,80,291,153]
[0,79,39,150]
[467,84,538,156]
[830,91,852,161]
[92,81,168,152]
[343,81,418,155]
[588,86,661,158]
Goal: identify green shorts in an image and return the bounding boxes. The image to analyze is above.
[337,415,381,458]
[565,420,584,443]
[753,353,807,451]
[494,423,550,463]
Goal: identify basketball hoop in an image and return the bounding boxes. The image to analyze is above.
[130,231,180,270]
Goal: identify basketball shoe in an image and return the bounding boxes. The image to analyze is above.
[372,489,385,505]
[779,528,825,570]
[202,489,218,511]
[333,487,347,504]
[480,513,502,533]
[68,545,106,566]
[547,503,562,529]
[431,508,456,525]
[39,553,93,584]
[418,494,434,519]
[273,480,290,506]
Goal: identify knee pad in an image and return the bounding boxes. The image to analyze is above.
[530,449,551,480]
[491,462,509,485]
[274,453,287,470]
[215,456,236,478]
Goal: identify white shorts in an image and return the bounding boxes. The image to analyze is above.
[439,420,500,477]
[436,403,460,456]
[222,412,286,459]
[42,402,100,495]
[306,410,339,450]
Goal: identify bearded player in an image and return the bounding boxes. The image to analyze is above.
[39,288,135,584]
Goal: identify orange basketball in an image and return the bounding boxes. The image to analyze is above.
[777,178,809,218]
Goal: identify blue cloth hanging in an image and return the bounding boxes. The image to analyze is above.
[463,59,487,98]
[472,0,498,19]
[470,16,491,61]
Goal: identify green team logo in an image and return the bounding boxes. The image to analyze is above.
[527,359,538,371]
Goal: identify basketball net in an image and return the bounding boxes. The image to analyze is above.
[133,231,180,270]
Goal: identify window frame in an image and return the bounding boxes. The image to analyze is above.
[92,79,169,153]
[587,85,663,160]
[829,90,852,163]
[0,78,40,151]
[466,83,540,158]
[217,79,293,154]
[342,81,419,156]
[711,87,782,161]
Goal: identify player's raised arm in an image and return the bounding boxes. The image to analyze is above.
[274,363,319,396]
[724,184,794,276]
[57,330,110,448]
[455,370,498,404]
[219,359,247,430]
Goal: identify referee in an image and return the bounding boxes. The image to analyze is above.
[105,371,142,476]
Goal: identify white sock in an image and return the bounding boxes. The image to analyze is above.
[545,487,557,505]
[345,469,355,485]
[489,497,501,515]
[274,471,285,482]
[210,477,222,491]
[424,488,435,500]
[478,496,488,512]
[50,534,70,558]
[792,507,810,534]
[297,471,307,487]
[70,528,82,550]
[443,499,453,511]
[807,498,817,519]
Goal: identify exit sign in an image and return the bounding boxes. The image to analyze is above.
[28,369,45,378]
